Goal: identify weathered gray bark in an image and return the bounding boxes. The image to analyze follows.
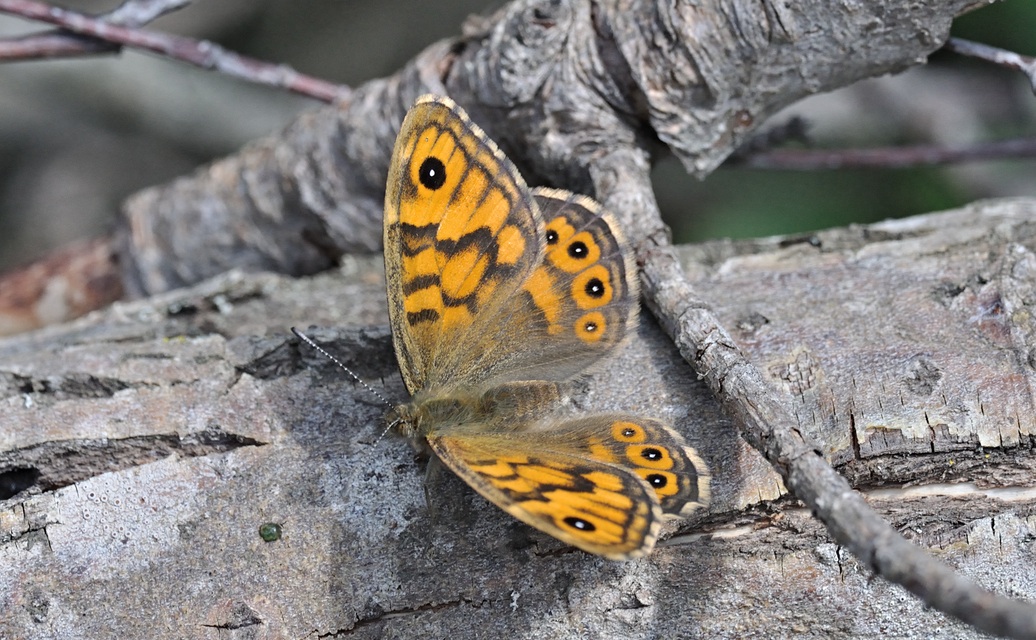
[113,0,977,296]
[2,198,1034,639]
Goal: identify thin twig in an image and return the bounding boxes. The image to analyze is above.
[0,32,116,59]
[0,0,192,60]
[944,37,1036,95]
[105,0,194,26]
[0,0,348,103]
[735,136,1036,170]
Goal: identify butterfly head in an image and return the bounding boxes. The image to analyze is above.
[386,402,419,439]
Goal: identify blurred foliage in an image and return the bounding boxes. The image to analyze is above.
[660,165,967,243]
[952,0,1036,55]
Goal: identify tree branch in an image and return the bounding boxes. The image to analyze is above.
[0,0,193,60]
[0,0,347,101]
[639,236,1036,639]
[734,136,1036,169]
[945,36,1036,94]
[3,201,1036,637]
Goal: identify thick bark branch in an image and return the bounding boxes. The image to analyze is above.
[103,0,978,296]
[2,200,1035,638]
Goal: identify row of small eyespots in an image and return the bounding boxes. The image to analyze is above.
[612,421,680,498]
[547,216,623,344]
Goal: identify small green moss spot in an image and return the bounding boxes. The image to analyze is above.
[259,522,282,542]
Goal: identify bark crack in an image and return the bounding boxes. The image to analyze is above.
[0,428,266,502]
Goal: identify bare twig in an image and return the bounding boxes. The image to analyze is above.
[104,0,195,26]
[0,0,193,60]
[0,0,348,102]
[944,37,1036,94]
[0,32,115,59]
[594,137,1036,638]
[735,136,1036,169]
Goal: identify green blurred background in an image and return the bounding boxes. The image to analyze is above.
[0,0,1032,273]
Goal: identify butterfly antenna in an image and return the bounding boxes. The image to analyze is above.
[291,327,394,411]
[377,417,403,444]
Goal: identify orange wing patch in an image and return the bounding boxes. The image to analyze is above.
[430,431,662,558]
[384,97,544,391]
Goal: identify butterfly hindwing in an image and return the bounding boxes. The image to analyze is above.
[507,189,640,382]
[426,426,663,559]
[418,187,645,390]
[426,414,709,558]
[569,415,711,517]
[424,187,643,388]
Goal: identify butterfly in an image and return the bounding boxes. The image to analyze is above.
[382,95,710,559]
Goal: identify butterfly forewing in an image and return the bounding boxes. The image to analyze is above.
[384,96,544,393]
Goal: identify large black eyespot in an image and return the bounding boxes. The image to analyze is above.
[568,241,588,259]
[647,474,668,489]
[563,516,595,532]
[641,447,663,461]
[419,157,447,190]
[585,278,605,298]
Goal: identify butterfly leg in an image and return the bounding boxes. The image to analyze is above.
[421,454,447,525]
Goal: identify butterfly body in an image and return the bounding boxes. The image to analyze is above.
[383,95,709,559]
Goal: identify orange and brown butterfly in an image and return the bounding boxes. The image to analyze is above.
[382,94,709,559]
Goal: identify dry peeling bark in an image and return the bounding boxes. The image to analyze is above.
[2,199,1035,639]
[110,0,978,296]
